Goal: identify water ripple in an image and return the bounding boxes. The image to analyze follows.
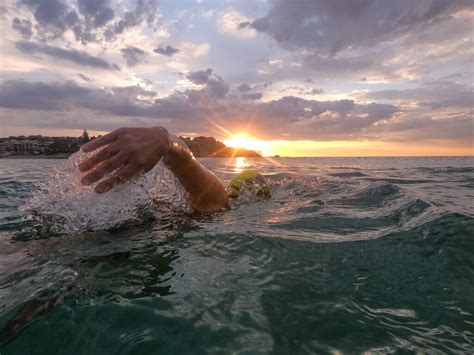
[0,157,473,353]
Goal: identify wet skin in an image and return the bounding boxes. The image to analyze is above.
[79,127,229,213]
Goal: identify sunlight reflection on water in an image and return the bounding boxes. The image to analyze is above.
[233,157,249,172]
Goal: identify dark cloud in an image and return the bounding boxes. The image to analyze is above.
[304,78,313,84]
[121,46,147,66]
[242,92,263,100]
[0,80,89,110]
[19,0,80,40]
[237,83,252,92]
[186,69,213,85]
[12,18,33,38]
[0,80,192,119]
[369,114,474,142]
[358,80,474,109]
[0,78,399,140]
[18,0,159,44]
[205,77,230,98]
[233,1,473,94]
[2,73,470,143]
[77,0,114,28]
[185,69,229,98]
[153,45,179,57]
[242,0,471,55]
[105,0,159,39]
[15,41,119,70]
[251,52,378,84]
[309,88,324,95]
[243,96,400,139]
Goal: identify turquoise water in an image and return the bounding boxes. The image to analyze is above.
[1,157,473,354]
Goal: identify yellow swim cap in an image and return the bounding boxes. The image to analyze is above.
[227,170,271,200]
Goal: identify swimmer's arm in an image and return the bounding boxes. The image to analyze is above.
[163,134,229,213]
[79,127,229,213]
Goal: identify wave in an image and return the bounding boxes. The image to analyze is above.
[328,171,368,178]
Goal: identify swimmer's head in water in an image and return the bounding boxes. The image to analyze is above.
[227,170,271,200]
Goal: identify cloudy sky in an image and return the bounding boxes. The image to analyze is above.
[0,0,472,156]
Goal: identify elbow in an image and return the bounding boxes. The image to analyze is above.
[191,186,229,213]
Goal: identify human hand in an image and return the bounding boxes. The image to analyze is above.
[78,127,169,193]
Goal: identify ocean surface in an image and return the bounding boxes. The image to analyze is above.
[0,156,473,354]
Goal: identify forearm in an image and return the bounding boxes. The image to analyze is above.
[162,133,229,212]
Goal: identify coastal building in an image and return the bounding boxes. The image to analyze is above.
[0,139,40,155]
[0,130,88,156]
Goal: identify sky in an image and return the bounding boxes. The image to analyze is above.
[0,0,473,156]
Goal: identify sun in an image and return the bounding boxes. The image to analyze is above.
[223,133,272,156]
[224,135,252,148]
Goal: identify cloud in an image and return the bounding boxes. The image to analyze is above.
[186,68,213,85]
[357,80,474,109]
[242,0,471,55]
[15,41,119,70]
[105,0,160,39]
[234,0,473,84]
[18,0,160,44]
[0,80,90,111]
[19,0,80,40]
[77,0,114,28]
[236,82,272,93]
[237,83,252,92]
[11,18,33,38]
[0,77,401,140]
[185,69,229,98]
[0,80,192,119]
[121,46,147,66]
[153,44,179,57]
[309,88,324,95]
[242,92,263,100]
[369,114,474,142]
[218,9,256,38]
[3,74,471,143]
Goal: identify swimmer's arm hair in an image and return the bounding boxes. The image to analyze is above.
[79,127,229,213]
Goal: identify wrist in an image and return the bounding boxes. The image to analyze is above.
[152,126,170,154]
[162,133,193,171]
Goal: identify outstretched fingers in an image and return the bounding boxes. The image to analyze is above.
[81,130,119,153]
[94,164,137,194]
[81,153,127,185]
[78,144,119,173]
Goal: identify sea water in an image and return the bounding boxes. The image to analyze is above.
[0,156,473,353]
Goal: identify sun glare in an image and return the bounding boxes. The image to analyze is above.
[224,134,272,156]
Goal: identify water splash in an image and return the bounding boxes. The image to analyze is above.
[19,151,190,237]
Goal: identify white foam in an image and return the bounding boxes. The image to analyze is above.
[20,150,190,236]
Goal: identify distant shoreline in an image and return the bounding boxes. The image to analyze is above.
[0,154,71,159]
[0,154,266,159]
[1,155,472,160]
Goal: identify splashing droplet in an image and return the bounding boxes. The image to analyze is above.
[19,150,190,237]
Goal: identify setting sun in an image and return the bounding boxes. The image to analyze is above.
[223,134,273,156]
